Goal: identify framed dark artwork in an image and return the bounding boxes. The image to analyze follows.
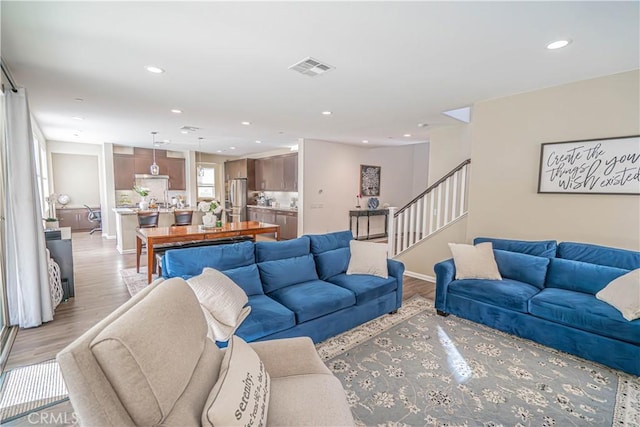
[537,135,640,195]
[360,165,381,196]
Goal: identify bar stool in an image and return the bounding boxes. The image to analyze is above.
[137,212,159,272]
[172,210,193,226]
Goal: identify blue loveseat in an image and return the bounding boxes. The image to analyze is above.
[161,230,404,345]
[435,238,640,376]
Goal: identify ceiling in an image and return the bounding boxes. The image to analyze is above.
[2,1,638,157]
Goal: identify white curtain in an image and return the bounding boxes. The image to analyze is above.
[2,88,53,327]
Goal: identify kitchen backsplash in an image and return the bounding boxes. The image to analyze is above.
[116,189,187,207]
[255,191,299,208]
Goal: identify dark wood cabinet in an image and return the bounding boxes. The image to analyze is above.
[57,207,99,231]
[275,210,298,240]
[224,158,255,192]
[254,153,298,191]
[283,154,298,191]
[158,157,186,190]
[114,154,135,190]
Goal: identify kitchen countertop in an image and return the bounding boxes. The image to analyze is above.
[113,207,197,215]
[247,205,298,213]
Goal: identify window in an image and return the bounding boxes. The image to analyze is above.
[197,163,216,200]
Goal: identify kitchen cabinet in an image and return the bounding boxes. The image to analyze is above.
[275,210,298,240]
[283,154,298,191]
[158,156,186,190]
[57,207,99,231]
[254,153,298,191]
[113,154,135,190]
[225,159,255,190]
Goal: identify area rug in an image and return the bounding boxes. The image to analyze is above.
[120,267,157,297]
[0,360,69,424]
[316,296,639,427]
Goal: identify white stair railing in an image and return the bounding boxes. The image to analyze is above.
[388,159,470,257]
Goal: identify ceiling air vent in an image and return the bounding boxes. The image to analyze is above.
[180,125,200,133]
[289,57,334,77]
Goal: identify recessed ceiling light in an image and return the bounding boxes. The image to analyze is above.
[255,140,262,144]
[171,109,183,114]
[362,140,369,144]
[321,111,332,115]
[417,123,428,128]
[546,39,571,50]
[216,150,222,153]
[241,121,251,126]
[72,116,83,121]
[403,134,412,137]
[180,130,189,134]
[145,65,165,74]
[230,146,236,150]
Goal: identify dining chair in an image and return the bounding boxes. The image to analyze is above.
[136,211,160,273]
[172,210,193,226]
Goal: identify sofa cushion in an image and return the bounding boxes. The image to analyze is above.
[328,273,397,305]
[449,242,502,280]
[494,250,550,289]
[546,258,629,295]
[234,295,296,342]
[529,288,640,345]
[268,280,356,323]
[202,336,270,427]
[347,240,388,278]
[163,241,255,278]
[596,269,640,321]
[90,279,209,425]
[474,237,557,258]
[258,254,319,293]
[255,236,311,262]
[223,264,264,296]
[314,247,351,280]
[558,241,640,270]
[448,279,541,313]
[187,268,251,342]
[308,230,353,254]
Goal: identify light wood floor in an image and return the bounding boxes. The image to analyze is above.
[5,233,435,370]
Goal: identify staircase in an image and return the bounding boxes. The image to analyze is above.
[387,159,471,257]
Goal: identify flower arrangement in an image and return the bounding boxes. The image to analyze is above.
[133,185,150,197]
[198,200,223,215]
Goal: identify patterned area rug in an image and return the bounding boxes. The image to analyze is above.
[316,296,639,427]
[120,267,157,296]
[0,360,69,424]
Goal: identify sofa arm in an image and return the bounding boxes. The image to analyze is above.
[249,337,332,378]
[388,259,405,308]
[434,258,456,312]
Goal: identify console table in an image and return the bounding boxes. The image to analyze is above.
[349,209,389,240]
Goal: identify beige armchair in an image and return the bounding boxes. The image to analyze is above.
[57,278,353,426]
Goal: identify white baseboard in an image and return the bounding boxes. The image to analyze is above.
[103,234,116,240]
[404,270,435,283]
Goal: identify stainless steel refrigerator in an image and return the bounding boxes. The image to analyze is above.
[229,178,248,222]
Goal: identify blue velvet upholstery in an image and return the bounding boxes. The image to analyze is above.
[314,247,351,280]
[546,258,629,294]
[258,254,319,293]
[308,230,353,254]
[529,288,640,345]
[494,250,549,289]
[558,241,640,270]
[328,273,397,305]
[162,241,254,279]
[474,237,557,257]
[448,278,540,313]
[222,264,263,296]
[268,279,356,323]
[162,231,404,348]
[436,237,640,376]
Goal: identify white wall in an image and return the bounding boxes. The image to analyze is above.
[48,141,103,207]
[301,139,429,235]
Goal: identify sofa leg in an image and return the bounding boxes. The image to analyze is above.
[436,310,449,317]
[389,310,398,314]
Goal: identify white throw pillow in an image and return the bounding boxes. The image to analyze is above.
[346,240,388,279]
[596,269,640,321]
[187,268,251,342]
[448,242,502,280]
[202,336,270,427]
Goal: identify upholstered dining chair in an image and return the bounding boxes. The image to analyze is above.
[136,211,160,273]
[172,210,193,226]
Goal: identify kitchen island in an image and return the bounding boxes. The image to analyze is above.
[113,207,204,254]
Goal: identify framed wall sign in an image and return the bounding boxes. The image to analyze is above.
[537,135,640,195]
[360,165,381,196]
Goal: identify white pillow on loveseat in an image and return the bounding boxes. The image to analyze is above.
[187,268,251,342]
[596,269,640,321]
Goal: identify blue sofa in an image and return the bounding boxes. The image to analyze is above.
[161,230,404,345]
[435,238,640,376]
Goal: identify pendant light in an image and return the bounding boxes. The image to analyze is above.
[150,131,160,175]
[197,137,205,177]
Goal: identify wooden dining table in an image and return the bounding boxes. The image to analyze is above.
[136,221,280,283]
